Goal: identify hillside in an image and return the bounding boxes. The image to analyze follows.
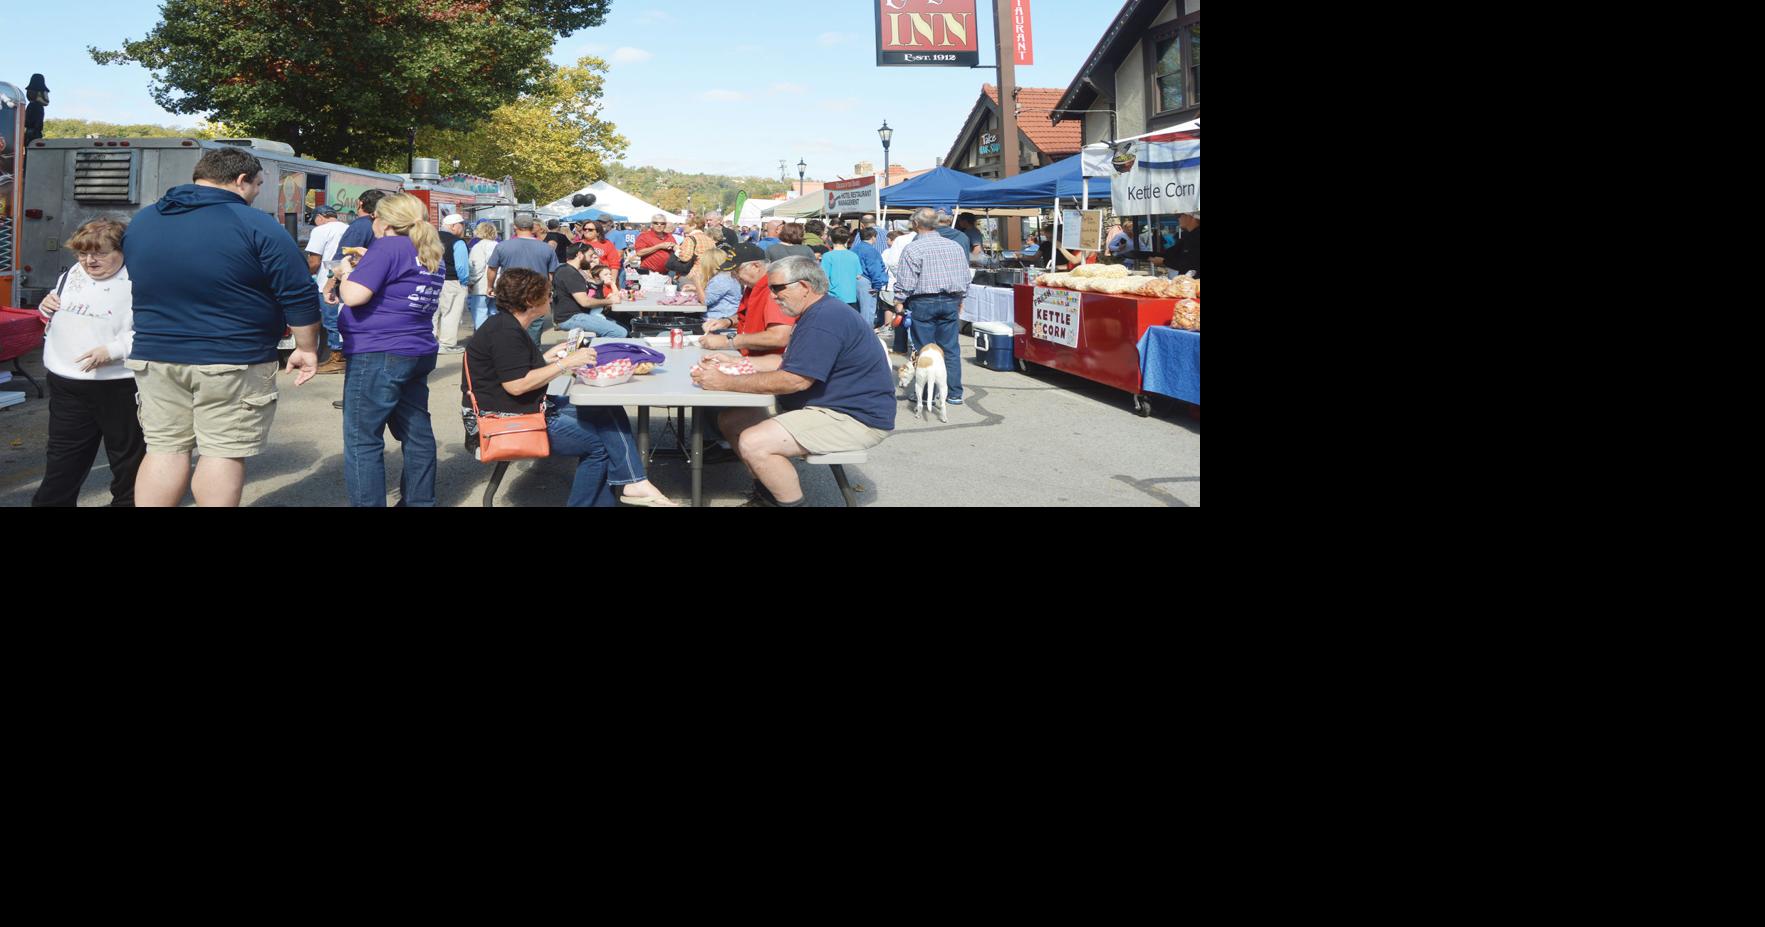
[604,164,794,216]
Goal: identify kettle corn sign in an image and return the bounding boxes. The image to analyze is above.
[876,0,980,67]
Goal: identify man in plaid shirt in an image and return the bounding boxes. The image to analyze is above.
[893,207,972,404]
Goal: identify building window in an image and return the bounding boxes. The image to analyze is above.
[1147,14,1200,115]
[1190,24,1200,104]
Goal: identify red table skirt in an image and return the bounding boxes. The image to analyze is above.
[0,307,47,362]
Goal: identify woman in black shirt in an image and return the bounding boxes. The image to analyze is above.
[460,269,623,507]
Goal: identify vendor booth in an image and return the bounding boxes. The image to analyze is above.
[957,140,1199,415]
[878,166,993,212]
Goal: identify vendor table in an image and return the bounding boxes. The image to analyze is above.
[963,285,1016,327]
[1013,285,1176,416]
[559,340,774,507]
[1137,327,1200,406]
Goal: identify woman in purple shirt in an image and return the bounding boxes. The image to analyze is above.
[336,193,445,507]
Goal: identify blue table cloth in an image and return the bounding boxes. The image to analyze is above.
[1138,327,1200,405]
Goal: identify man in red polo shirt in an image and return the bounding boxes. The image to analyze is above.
[700,245,795,357]
[633,212,677,276]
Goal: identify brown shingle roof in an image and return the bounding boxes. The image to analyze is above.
[983,84,1084,157]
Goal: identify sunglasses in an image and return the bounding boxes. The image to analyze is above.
[769,282,798,295]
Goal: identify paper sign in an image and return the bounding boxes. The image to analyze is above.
[1032,287,1081,348]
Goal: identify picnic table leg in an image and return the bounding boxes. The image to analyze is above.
[638,407,651,464]
[691,408,704,507]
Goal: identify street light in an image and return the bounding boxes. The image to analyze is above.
[878,120,893,188]
[798,158,806,198]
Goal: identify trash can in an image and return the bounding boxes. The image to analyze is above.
[973,321,1016,371]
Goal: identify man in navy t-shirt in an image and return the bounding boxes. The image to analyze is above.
[339,189,389,250]
[690,255,894,507]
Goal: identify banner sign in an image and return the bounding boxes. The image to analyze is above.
[1032,286,1081,348]
[1012,0,1034,66]
[876,0,980,68]
[1107,134,1201,217]
[825,176,879,216]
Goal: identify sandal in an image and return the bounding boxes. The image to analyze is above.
[620,494,681,507]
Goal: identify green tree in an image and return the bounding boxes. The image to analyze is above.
[90,0,612,167]
[42,119,198,139]
[411,57,627,204]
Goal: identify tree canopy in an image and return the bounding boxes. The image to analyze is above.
[91,0,613,167]
[410,57,627,204]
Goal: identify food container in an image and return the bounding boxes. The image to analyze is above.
[575,359,635,388]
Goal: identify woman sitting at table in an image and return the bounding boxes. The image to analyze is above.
[463,269,679,507]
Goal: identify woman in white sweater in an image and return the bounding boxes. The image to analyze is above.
[467,221,500,331]
[31,217,145,506]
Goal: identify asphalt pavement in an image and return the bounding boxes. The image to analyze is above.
[0,324,1200,507]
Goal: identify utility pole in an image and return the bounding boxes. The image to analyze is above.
[994,0,1022,252]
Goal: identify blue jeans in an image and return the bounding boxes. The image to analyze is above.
[858,286,879,327]
[576,405,645,486]
[321,298,344,352]
[546,406,616,507]
[559,311,628,339]
[469,295,493,331]
[343,352,438,507]
[909,295,963,401]
[527,315,549,346]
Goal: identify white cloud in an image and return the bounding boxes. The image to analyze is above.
[612,47,654,64]
[702,90,750,103]
[817,32,850,47]
[818,98,862,113]
[771,82,809,95]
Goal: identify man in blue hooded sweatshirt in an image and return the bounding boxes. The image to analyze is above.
[123,146,322,507]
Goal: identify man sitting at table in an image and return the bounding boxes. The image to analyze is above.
[691,256,895,507]
[554,243,628,339]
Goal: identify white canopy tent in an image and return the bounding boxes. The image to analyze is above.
[541,180,683,224]
[760,193,824,219]
[737,198,787,226]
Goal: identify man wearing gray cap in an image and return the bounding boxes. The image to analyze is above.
[435,214,472,353]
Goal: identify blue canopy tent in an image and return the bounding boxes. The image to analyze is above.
[954,156,1110,207]
[562,207,628,223]
[878,167,994,211]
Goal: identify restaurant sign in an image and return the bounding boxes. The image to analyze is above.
[876,0,980,68]
[824,176,879,216]
[1032,286,1081,348]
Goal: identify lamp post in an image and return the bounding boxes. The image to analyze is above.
[798,159,806,198]
[878,120,893,188]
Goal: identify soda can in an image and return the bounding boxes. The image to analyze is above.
[671,328,683,349]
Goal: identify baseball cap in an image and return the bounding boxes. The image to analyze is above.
[719,242,767,273]
[441,214,466,227]
[314,205,339,218]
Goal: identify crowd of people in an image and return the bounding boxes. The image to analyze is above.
[27,142,1200,508]
[29,148,902,508]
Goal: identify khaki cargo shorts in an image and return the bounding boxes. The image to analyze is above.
[773,407,889,456]
[125,360,280,458]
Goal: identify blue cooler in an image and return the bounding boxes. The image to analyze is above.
[973,321,1016,371]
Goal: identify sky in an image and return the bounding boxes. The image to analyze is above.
[7,1,1116,186]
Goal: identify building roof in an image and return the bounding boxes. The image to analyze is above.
[982,85,1084,157]
[943,84,1084,173]
[1052,0,1168,126]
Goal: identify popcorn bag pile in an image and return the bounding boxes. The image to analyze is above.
[1171,275,1200,331]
